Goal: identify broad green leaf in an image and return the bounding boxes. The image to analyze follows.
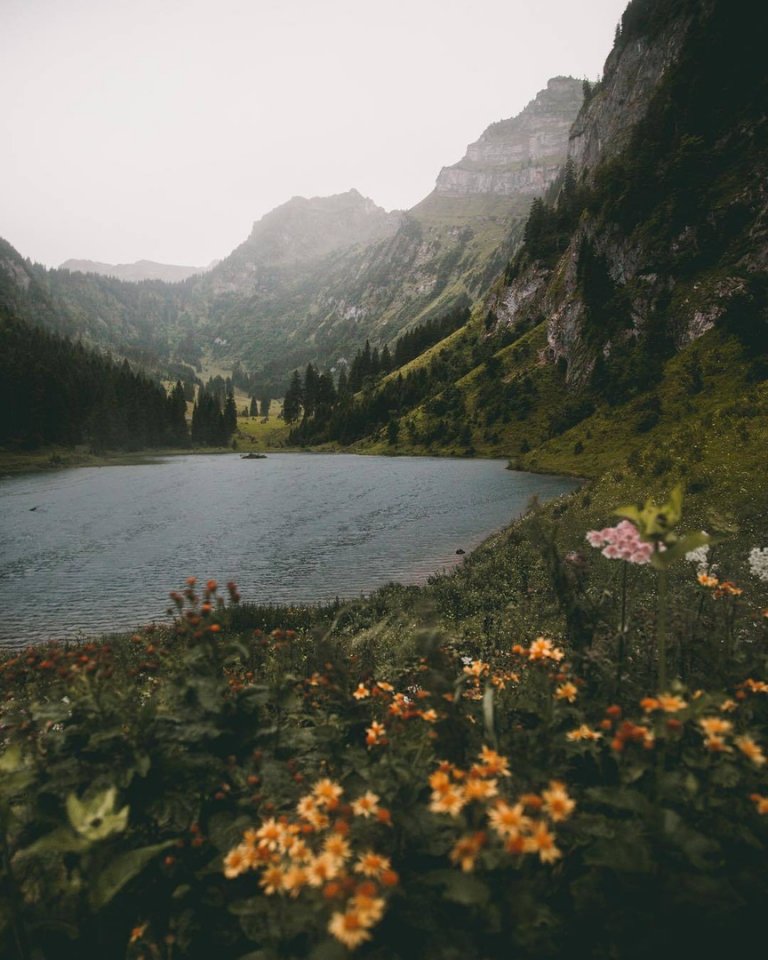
[584,837,654,873]
[424,869,490,906]
[90,840,173,910]
[0,746,24,773]
[18,827,91,858]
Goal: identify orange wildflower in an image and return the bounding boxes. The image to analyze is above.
[524,822,562,863]
[449,832,487,872]
[351,791,381,819]
[735,735,766,767]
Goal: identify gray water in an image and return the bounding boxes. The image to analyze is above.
[0,453,578,647]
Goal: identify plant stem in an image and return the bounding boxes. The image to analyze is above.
[616,562,628,699]
[657,569,669,692]
[0,810,31,960]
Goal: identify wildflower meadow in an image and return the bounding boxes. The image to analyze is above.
[0,490,767,959]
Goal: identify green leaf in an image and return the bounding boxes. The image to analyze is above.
[89,840,173,910]
[584,836,654,873]
[0,746,24,773]
[18,827,92,858]
[424,869,490,906]
[661,531,711,564]
[309,941,348,960]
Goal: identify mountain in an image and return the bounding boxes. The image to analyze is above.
[1,79,583,386]
[291,0,768,503]
[433,77,584,199]
[193,78,583,379]
[58,259,213,283]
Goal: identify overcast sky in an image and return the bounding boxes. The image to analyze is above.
[1,0,628,268]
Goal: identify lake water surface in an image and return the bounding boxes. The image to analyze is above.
[0,453,578,646]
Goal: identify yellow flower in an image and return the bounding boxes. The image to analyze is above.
[255,818,283,851]
[704,735,732,753]
[429,785,467,816]
[352,683,370,700]
[463,660,490,679]
[735,735,766,767]
[478,745,512,777]
[354,851,392,878]
[312,778,344,808]
[449,832,486,872]
[328,909,373,949]
[376,681,395,692]
[297,795,319,821]
[744,678,768,694]
[351,791,381,818]
[566,724,602,742]
[528,637,565,662]
[366,721,387,746]
[523,821,562,863]
[350,892,385,924]
[487,800,530,839]
[306,853,342,887]
[323,834,352,861]
[419,708,439,723]
[699,717,733,737]
[555,682,578,703]
[542,781,575,823]
[428,769,452,793]
[464,776,498,801]
[750,793,768,815]
[656,694,687,713]
[282,865,308,897]
[129,924,148,943]
[720,699,738,713]
[223,844,250,879]
[259,865,286,895]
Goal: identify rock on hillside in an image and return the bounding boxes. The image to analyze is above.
[435,77,583,199]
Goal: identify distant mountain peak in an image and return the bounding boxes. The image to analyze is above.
[58,259,212,283]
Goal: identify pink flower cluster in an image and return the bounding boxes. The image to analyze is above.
[585,520,657,565]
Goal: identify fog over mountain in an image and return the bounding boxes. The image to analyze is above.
[0,0,628,267]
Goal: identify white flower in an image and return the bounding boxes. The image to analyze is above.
[748,547,768,582]
[686,541,711,575]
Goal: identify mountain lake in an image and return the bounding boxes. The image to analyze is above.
[0,453,579,647]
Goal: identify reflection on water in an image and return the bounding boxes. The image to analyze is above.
[0,453,578,646]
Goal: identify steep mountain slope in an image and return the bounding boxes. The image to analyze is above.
[295,0,767,489]
[59,259,214,283]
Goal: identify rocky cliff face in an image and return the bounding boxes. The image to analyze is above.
[490,0,767,390]
[434,77,583,198]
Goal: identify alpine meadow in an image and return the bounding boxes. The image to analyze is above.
[1,1,768,958]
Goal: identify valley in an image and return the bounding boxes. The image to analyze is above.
[1,0,767,956]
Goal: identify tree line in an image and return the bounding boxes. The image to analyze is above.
[0,314,189,452]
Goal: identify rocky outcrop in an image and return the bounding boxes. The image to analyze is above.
[490,0,766,390]
[435,78,583,198]
[568,17,694,174]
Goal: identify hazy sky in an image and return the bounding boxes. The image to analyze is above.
[1,0,628,268]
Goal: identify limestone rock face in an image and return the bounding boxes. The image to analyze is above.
[434,77,583,198]
[568,15,694,174]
